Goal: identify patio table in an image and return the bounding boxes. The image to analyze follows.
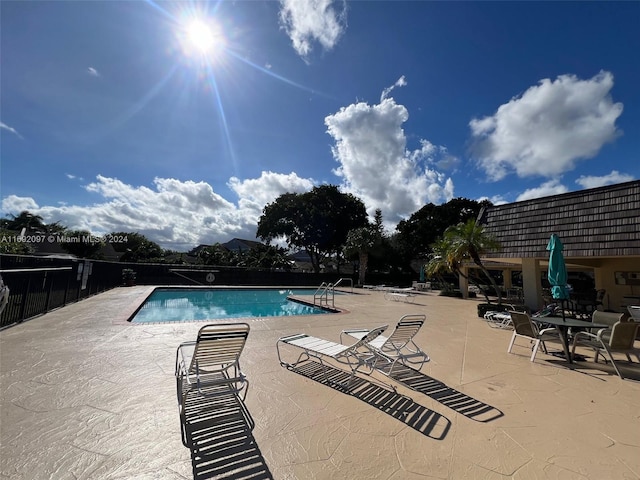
[532,316,608,364]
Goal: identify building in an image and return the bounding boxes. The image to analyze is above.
[222,238,264,253]
[471,180,640,313]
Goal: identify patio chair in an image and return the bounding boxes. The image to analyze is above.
[276,325,388,389]
[628,305,640,321]
[507,311,561,362]
[571,320,640,379]
[591,310,625,330]
[175,323,250,447]
[340,314,430,375]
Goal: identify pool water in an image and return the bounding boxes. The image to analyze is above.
[130,288,332,323]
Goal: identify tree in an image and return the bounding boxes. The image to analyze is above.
[197,243,237,266]
[238,243,290,270]
[395,198,490,261]
[257,185,368,273]
[60,229,104,259]
[344,227,377,286]
[5,211,46,233]
[343,209,386,285]
[442,218,502,303]
[0,228,34,254]
[109,232,164,263]
[425,237,457,283]
[425,236,490,302]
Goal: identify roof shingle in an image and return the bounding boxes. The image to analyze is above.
[478,180,640,259]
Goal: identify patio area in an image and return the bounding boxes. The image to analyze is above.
[1,286,639,479]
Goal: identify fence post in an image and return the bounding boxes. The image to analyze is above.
[18,275,31,323]
[44,272,53,313]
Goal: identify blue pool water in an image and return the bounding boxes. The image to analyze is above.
[130,288,332,323]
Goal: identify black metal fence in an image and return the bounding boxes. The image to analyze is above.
[0,254,415,329]
[0,255,123,328]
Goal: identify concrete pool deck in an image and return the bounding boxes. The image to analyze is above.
[1,286,639,479]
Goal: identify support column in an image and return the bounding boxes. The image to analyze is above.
[459,266,469,299]
[503,269,512,289]
[521,258,542,311]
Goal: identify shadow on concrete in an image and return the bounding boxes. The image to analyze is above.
[379,363,504,422]
[181,386,274,479]
[545,357,640,383]
[288,360,451,440]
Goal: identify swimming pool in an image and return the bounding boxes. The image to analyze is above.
[129,288,334,323]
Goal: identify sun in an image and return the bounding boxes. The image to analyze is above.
[186,19,215,53]
[179,17,225,60]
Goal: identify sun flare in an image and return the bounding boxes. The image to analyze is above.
[187,19,215,53]
[179,17,225,59]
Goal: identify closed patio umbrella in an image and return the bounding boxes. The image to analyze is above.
[419,265,426,283]
[547,234,569,321]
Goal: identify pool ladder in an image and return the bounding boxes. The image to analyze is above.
[313,278,353,308]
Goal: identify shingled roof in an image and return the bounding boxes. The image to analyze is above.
[478,180,640,260]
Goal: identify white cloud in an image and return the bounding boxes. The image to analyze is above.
[279,0,347,60]
[66,173,85,181]
[325,86,455,226]
[477,195,508,206]
[0,122,24,139]
[87,67,100,77]
[515,180,568,202]
[228,171,314,212]
[575,170,634,189]
[2,174,315,250]
[381,76,407,102]
[470,71,623,181]
[2,195,39,213]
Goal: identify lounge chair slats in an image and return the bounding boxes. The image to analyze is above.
[341,314,430,375]
[277,325,388,389]
[284,335,349,356]
[175,323,251,448]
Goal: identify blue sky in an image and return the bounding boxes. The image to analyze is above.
[2,1,638,250]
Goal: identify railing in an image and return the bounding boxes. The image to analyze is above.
[314,282,334,308]
[333,277,353,293]
[0,257,123,329]
[313,278,353,308]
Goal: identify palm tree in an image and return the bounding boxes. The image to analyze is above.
[443,218,502,304]
[425,237,492,302]
[425,237,455,277]
[7,211,46,233]
[344,227,379,286]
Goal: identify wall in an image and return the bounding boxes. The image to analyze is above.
[594,258,640,312]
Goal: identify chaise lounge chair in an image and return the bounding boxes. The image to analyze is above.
[340,314,430,375]
[175,323,251,447]
[276,325,388,389]
[384,287,416,303]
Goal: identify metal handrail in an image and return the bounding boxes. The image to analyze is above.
[314,282,334,308]
[333,277,353,293]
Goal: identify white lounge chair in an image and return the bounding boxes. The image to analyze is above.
[384,287,416,303]
[175,323,250,447]
[276,325,388,389]
[484,311,513,329]
[341,314,430,375]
